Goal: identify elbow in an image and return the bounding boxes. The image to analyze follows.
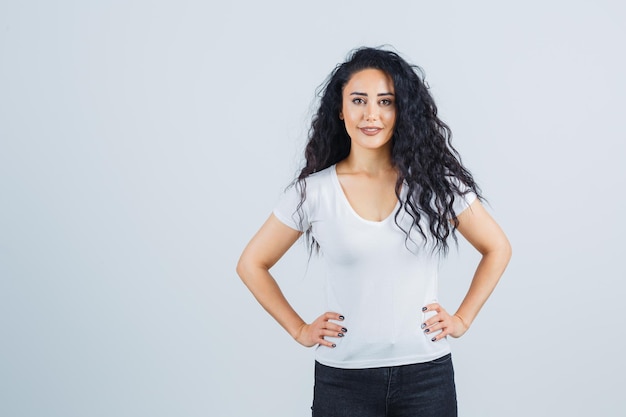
[502,236,513,263]
[482,235,512,266]
[236,253,268,288]
[236,259,256,291]
[235,258,244,279]
[498,236,513,267]
[504,235,512,259]
[236,255,250,283]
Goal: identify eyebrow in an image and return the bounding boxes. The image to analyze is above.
[350,92,395,96]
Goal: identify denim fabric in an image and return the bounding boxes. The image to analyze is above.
[312,354,457,417]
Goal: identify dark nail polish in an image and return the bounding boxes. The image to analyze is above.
[341,327,348,332]
[431,337,436,342]
[332,343,337,348]
[339,315,345,320]
[424,329,430,333]
[420,323,426,329]
[422,307,427,312]
[338,333,344,337]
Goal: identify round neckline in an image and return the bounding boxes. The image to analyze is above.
[331,164,401,225]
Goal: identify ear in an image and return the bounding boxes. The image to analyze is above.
[339,112,344,120]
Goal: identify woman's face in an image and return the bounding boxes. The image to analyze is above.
[340,68,396,153]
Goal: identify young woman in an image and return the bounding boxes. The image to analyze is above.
[236,46,511,417]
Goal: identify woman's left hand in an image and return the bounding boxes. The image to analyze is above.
[421,303,469,341]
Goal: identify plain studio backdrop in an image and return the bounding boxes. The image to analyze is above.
[1,1,624,416]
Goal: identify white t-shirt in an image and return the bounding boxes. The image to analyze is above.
[273,165,476,369]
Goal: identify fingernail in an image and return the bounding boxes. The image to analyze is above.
[422,307,427,312]
[338,333,344,337]
[339,315,345,320]
[420,323,426,329]
[424,329,430,333]
[341,328,348,332]
[431,337,436,342]
[332,343,337,348]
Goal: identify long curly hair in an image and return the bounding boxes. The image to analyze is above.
[297,46,482,254]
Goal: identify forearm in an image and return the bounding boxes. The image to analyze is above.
[454,244,511,328]
[237,264,306,339]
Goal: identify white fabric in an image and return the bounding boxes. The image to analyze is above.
[273,165,476,369]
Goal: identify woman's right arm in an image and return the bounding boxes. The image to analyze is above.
[236,214,345,348]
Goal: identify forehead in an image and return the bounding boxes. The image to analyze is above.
[344,68,394,92]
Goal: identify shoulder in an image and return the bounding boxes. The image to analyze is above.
[305,165,335,183]
[444,175,477,215]
[298,165,335,194]
[273,166,335,231]
[276,165,335,209]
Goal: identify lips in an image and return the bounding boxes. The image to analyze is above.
[359,127,382,136]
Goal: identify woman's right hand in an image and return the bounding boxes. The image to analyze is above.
[294,312,347,348]
[237,216,346,349]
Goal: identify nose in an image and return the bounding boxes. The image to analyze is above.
[364,104,378,121]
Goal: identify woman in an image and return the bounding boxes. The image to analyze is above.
[236,46,511,417]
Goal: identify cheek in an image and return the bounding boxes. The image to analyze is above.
[384,109,396,124]
[344,109,362,125]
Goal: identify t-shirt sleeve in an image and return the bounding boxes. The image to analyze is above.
[452,191,477,216]
[449,177,478,216]
[272,183,309,232]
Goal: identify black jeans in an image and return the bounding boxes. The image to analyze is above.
[312,354,457,417]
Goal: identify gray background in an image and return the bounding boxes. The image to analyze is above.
[1,1,625,416]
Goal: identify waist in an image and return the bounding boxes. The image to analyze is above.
[315,333,451,369]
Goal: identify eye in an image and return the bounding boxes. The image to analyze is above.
[352,97,365,105]
[379,98,393,106]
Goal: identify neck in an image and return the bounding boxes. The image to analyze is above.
[339,148,395,175]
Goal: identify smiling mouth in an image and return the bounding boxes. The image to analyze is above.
[360,127,382,136]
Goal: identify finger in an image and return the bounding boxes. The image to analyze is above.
[422,303,441,313]
[317,337,337,348]
[421,313,443,329]
[323,312,345,322]
[320,329,346,338]
[427,329,449,342]
[310,321,347,336]
[424,321,446,334]
[427,317,455,341]
[430,329,448,342]
[311,317,346,333]
[423,314,456,334]
[423,320,447,339]
[324,322,348,333]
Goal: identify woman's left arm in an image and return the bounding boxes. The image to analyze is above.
[423,199,512,341]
